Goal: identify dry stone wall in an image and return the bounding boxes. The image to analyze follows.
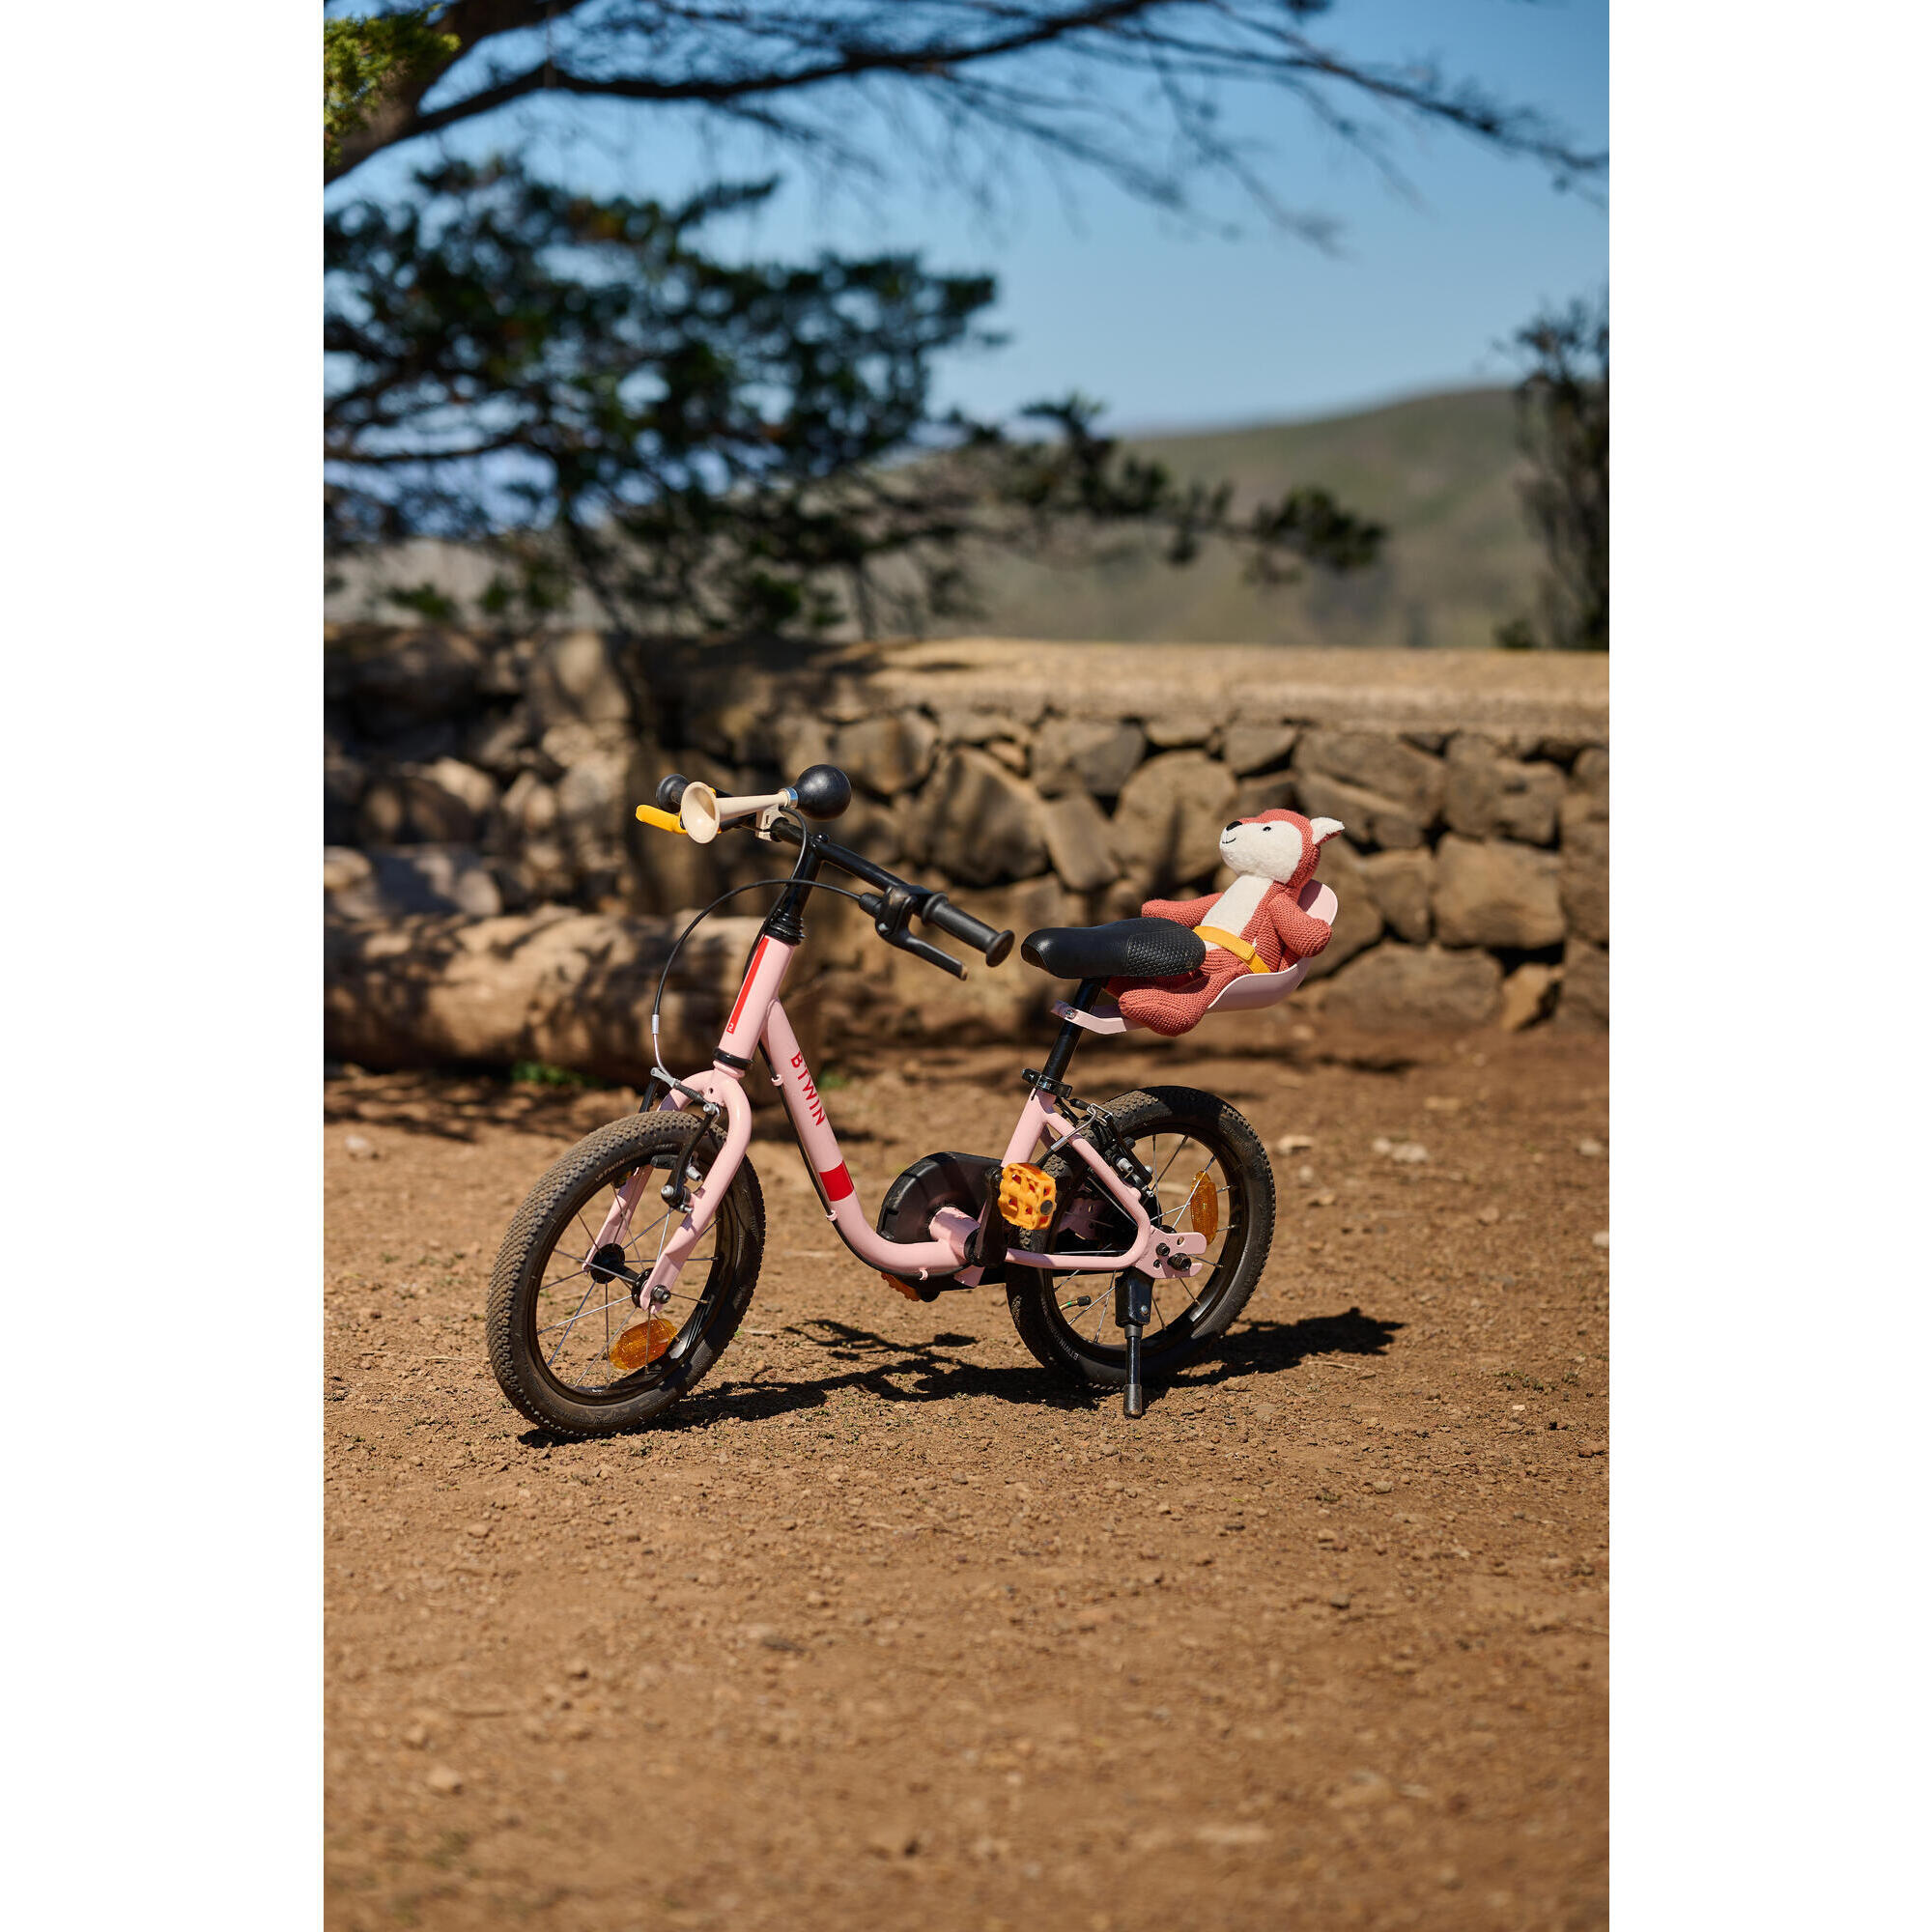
[326,628,1607,1069]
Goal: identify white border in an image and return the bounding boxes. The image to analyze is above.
[1,6,319,1924]
[1615,6,1927,1924]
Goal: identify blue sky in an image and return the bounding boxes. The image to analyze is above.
[340,1,1606,432]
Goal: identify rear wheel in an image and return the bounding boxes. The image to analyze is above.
[1006,1087,1273,1388]
[487,1113,763,1438]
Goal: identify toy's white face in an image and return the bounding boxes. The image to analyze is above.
[1218,817,1304,882]
[1217,814,1344,882]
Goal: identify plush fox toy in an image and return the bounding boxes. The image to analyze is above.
[1108,808,1344,1036]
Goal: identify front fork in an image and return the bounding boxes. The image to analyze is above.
[584,1069,753,1315]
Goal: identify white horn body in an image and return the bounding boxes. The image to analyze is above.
[678,782,792,843]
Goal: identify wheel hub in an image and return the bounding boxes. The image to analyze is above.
[588,1243,637,1288]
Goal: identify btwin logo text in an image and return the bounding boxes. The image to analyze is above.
[789,1051,826,1127]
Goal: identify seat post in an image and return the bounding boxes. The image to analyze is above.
[1037,977,1105,1087]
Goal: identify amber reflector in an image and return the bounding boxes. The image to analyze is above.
[1186,1170,1218,1243]
[609,1315,677,1373]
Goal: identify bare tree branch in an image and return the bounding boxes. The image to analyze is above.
[326,2,1606,218]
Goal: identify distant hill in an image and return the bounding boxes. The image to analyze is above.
[327,386,1538,650]
[937,385,1537,651]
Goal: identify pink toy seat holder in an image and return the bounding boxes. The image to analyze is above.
[1050,881,1338,1037]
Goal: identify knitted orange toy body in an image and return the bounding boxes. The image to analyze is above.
[1107,809,1342,1037]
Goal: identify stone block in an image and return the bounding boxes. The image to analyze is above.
[355,773,480,846]
[1560,746,1608,838]
[554,743,637,835]
[1291,771,1428,851]
[1032,718,1147,799]
[1555,939,1608,1028]
[772,713,834,780]
[1560,817,1609,947]
[1432,836,1565,951]
[1360,848,1434,944]
[1041,792,1120,894]
[829,791,904,869]
[831,711,938,797]
[1442,734,1565,845]
[1573,745,1610,810]
[1107,750,1236,894]
[327,844,503,919]
[323,846,376,914]
[539,717,635,775]
[689,697,777,765]
[932,704,1034,746]
[1294,729,1445,821]
[1221,721,1298,776]
[905,747,1050,886]
[497,770,559,839]
[1142,695,1227,749]
[421,756,497,818]
[464,703,535,776]
[1321,944,1504,1030]
[526,630,632,728]
[1498,961,1559,1032]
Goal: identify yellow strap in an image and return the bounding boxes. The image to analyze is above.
[635,804,687,836]
[1193,924,1268,974]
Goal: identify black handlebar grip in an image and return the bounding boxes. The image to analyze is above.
[656,773,691,811]
[921,893,1014,967]
[793,764,852,821]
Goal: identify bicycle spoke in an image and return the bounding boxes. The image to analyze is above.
[622,1207,673,1253]
[545,1273,604,1367]
[1151,1134,1192,1190]
[536,1293,636,1336]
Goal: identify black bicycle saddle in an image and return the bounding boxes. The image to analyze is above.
[1018,918,1207,980]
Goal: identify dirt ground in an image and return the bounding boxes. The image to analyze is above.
[324,1020,1608,1932]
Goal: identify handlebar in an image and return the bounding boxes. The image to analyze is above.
[920,893,1015,969]
[639,767,1014,976]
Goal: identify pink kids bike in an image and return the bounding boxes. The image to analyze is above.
[486,765,1336,1434]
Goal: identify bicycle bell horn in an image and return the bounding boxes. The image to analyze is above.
[677,781,795,843]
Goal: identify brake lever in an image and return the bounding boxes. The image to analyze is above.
[890,930,965,980]
[860,885,964,978]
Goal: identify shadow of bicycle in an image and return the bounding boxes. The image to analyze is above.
[518,1303,1403,1443]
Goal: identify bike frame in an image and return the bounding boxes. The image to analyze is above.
[594,933,1207,1302]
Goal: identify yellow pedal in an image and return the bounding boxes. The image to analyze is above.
[1186,1169,1218,1242]
[608,1315,677,1373]
[998,1161,1057,1232]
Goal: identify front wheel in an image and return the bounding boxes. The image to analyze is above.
[487,1113,763,1438]
[1006,1087,1274,1388]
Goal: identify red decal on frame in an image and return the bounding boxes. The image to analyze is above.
[820,1162,854,1203]
[724,936,769,1037]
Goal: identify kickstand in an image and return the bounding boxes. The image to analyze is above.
[1115,1268,1154,1419]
